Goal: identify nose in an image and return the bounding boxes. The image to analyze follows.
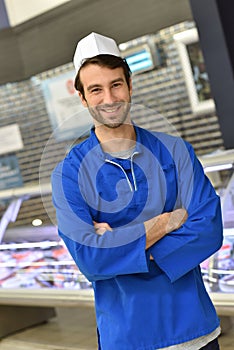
[102,88,116,105]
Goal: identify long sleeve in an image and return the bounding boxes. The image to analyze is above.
[52,161,149,282]
[149,142,223,283]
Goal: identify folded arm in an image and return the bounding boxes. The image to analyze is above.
[52,162,149,282]
[148,142,223,282]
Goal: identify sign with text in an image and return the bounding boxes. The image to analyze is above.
[42,70,92,141]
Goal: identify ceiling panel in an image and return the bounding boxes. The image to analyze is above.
[0,0,192,84]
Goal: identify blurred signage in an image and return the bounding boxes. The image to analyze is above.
[0,124,23,155]
[125,47,154,73]
[121,40,162,74]
[42,70,92,141]
[0,155,23,190]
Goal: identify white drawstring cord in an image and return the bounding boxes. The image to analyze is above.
[130,152,138,191]
[105,159,134,192]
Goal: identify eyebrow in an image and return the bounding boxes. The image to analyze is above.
[87,78,125,92]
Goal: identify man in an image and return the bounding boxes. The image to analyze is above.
[51,32,223,349]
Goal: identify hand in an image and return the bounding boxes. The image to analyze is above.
[165,208,188,234]
[93,221,112,235]
[144,208,188,249]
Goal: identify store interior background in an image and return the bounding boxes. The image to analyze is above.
[0,0,234,349]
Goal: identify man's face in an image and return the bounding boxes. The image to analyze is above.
[78,64,132,128]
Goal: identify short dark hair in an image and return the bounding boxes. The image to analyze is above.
[74,54,132,98]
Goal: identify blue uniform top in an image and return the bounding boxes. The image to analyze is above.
[51,125,223,350]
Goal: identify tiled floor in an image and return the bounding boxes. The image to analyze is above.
[0,306,233,349]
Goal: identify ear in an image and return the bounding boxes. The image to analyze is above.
[78,91,88,107]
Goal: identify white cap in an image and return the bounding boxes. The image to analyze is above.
[73,32,121,73]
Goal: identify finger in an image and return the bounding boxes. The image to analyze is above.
[93,222,113,231]
[96,227,107,235]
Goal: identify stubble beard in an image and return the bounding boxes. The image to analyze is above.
[88,99,131,129]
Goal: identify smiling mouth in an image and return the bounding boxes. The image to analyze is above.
[103,108,118,113]
[99,105,121,114]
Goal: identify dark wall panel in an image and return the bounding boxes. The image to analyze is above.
[190,0,234,149]
[0,0,10,29]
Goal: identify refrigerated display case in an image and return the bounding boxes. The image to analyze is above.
[0,184,94,338]
[0,226,93,303]
[199,149,234,317]
[0,149,233,336]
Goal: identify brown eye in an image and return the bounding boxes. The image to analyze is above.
[91,88,102,94]
[112,82,122,88]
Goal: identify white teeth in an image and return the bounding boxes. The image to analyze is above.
[104,108,117,112]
